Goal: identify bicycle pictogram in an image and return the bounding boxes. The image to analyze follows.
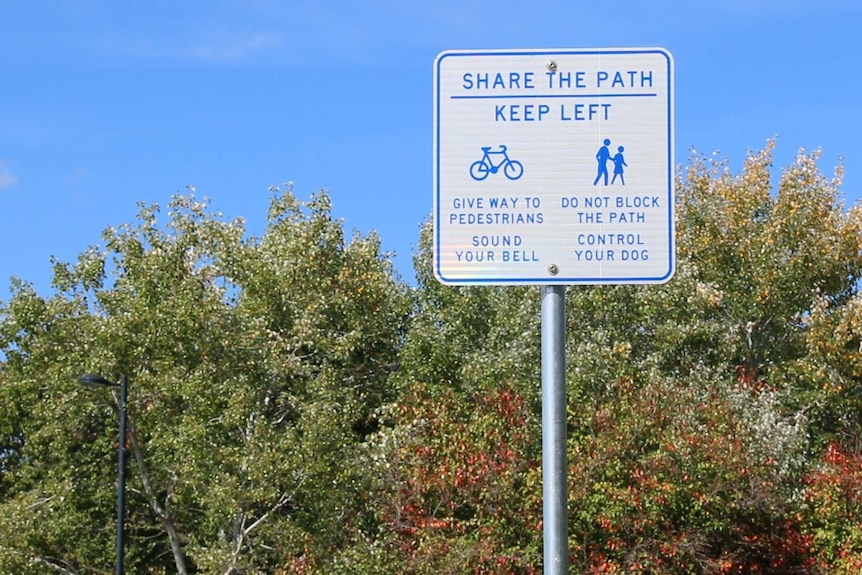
[469,145,524,181]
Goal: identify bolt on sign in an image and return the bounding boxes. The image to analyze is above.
[433,48,675,285]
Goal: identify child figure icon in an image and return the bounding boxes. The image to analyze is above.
[593,139,628,186]
[611,146,627,186]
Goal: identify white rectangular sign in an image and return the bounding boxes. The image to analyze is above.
[433,48,674,285]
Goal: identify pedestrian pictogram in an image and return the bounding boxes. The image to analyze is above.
[593,139,628,186]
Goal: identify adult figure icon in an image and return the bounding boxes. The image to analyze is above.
[593,139,612,186]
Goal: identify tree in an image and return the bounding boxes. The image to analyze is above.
[3,141,862,573]
[562,143,862,572]
[364,141,862,573]
[0,189,409,574]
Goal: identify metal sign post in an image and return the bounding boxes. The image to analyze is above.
[541,285,568,573]
[432,47,674,573]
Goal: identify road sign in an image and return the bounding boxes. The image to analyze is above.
[433,48,675,285]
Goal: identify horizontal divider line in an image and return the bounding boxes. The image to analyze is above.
[450,93,658,100]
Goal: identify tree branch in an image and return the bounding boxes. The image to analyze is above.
[28,555,80,575]
[0,548,81,575]
[222,488,298,575]
[127,418,189,575]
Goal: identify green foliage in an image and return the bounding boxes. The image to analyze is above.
[568,374,815,573]
[802,442,862,573]
[0,188,409,574]
[675,143,862,439]
[401,222,541,398]
[2,142,862,573]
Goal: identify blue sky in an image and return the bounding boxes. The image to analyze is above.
[1,0,860,293]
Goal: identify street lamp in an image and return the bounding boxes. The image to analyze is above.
[79,373,128,575]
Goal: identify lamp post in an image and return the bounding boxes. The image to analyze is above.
[79,373,128,575]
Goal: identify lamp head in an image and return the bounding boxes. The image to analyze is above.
[79,374,119,389]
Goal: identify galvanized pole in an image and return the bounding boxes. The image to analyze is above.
[541,285,568,573]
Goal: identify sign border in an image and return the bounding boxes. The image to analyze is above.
[433,47,675,286]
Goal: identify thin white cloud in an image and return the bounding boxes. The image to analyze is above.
[90,28,286,65]
[0,160,18,189]
[186,30,284,64]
